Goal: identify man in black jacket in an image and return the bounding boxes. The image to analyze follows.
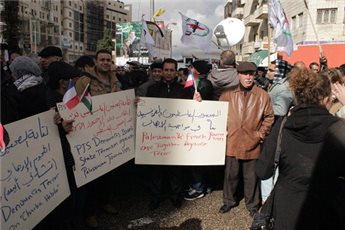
[145,58,192,210]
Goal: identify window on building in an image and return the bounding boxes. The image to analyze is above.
[106,14,109,19]
[69,11,72,17]
[298,13,303,27]
[317,8,337,24]
[69,22,72,28]
[119,18,122,22]
[292,16,296,31]
[330,9,337,23]
[69,32,72,37]
[69,1,71,6]
[113,16,115,20]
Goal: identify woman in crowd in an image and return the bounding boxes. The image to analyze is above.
[256,68,345,229]
[9,56,47,119]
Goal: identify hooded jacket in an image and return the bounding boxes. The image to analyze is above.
[207,67,239,100]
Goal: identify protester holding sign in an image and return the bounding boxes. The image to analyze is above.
[44,61,86,229]
[145,58,193,210]
[74,49,120,228]
[184,60,214,201]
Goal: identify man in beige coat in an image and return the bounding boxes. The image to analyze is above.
[218,62,274,216]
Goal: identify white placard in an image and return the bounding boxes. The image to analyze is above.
[57,90,136,187]
[1,110,70,230]
[135,97,228,165]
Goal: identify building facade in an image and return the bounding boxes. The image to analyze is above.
[11,0,131,63]
[227,0,345,64]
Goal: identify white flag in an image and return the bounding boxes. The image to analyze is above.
[269,0,294,56]
[140,20,155,45]
[179,12,213,51]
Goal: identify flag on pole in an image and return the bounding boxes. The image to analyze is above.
[184,70,198,92]
[140,19,155,45]
[80,83,92,113]
[63,79,79,110]
[179,12,213,51]
[152,8,165,21]
[268,0,294,56]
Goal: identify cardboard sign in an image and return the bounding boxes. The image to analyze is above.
[1,110,70,230]
[135,97,228,165]
[57,90,136,187]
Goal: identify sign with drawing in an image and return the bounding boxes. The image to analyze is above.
[1,110,70,230]
[135,97,229,165]
[57,90,136,187]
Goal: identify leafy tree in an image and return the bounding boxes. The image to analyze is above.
[96,29,114,52]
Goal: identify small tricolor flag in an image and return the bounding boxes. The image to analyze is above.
[0,123,6,151]
[63,79,79,110]
[184,70,198,92]
[80,83,92,113]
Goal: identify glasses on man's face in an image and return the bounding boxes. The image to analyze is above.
[268,69,275,72]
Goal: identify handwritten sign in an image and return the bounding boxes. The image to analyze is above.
[135,97,229,165]
[57,90,136,187]
[1,110,70,230]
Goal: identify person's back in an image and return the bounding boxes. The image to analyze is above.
[9,56,47,119]
[207,50,239,100]
[257,68,345,229]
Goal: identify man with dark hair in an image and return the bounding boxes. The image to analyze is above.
[136,61,163,96]
[146,58,192,210]
[208,50,239,100]
[178,67,189,84]
[74,49,119,228]
[74,55,95,73]
[219,62,274,216]
[309,62,320,73]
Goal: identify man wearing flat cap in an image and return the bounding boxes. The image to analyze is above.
[38,46,63,83]
[218,61,274,216]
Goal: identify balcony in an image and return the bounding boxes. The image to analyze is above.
[232,7,244,19]
[254,3,268,19]
[244,14,260,26]
[242,41,255,54]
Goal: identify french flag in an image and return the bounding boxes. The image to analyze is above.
[184,71,198,90]
[63,79,79,110]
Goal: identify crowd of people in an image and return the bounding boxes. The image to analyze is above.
[1,44,345,229]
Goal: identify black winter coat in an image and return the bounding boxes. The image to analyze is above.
[256,104,345,230]
[146,78,192,99]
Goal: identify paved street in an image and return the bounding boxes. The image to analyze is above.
[93,162,252,230]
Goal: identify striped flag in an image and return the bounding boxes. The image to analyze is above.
[184,70,198,91]
[63,79,79,110]
[80,83,92,113]
[140,20,155,45]
[269,0,294,56]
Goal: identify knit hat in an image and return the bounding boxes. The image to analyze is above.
[47,61,81,89]
[38,46,63,58]
[237,62,257,73]
[192,60,210,75]
[9,56,42,78]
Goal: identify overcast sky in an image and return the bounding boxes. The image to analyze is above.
[123,0,227,58]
